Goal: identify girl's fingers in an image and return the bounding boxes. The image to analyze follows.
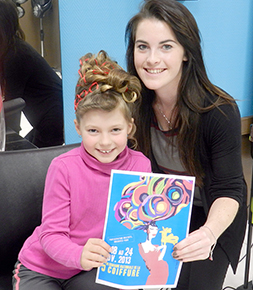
[81,238,111,270]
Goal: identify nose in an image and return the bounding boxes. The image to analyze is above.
[99,132,112,146]
[146,49,160,65]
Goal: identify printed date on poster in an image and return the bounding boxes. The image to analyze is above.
[108,246,133,264]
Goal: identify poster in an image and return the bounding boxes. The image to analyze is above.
[96,170,195,289]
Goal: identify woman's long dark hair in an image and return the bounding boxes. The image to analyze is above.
[125,0,234,187]
[0,0,25,93]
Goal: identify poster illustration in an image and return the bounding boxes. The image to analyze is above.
[96,170,195,289]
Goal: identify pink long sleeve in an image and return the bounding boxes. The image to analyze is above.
[18,145,151,279]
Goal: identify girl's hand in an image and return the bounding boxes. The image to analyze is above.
[80,238,111,270]
[172,226,216,262]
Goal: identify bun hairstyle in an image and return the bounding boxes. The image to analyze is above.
[75,50,142,147]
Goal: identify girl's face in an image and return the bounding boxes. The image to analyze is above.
[74,107,133,163]
[134,18,187,98]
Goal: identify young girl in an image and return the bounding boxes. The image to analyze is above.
[12,50,151,290]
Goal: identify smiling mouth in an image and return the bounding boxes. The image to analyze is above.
[98,149,113,154]
[145,68,165,74]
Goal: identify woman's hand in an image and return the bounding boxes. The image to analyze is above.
[171,226,215,262]
[80,238,111,270]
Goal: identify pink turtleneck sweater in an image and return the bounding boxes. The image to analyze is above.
[18,144,151,279]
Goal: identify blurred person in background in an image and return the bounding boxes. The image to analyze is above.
[0,0,64,147]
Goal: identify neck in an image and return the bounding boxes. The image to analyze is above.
[153,96,178,131]
[155,93,177,110]
[145,238,152,244]
[154,82,178,108]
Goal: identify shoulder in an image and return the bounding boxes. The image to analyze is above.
[4,39,40,73]
[50,147,82,168]
[128,148,151,163]
[128,148,148,158]
[199,96,242,162]
[8,39,53,68]
[203,102,240,126]
[202,89,240,120]
[16,39,40,55]
[7,39,35,59]
[125,147,152,172]
[201,93,241,137]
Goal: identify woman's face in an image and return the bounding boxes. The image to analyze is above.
[148,225,158,239]
[134,18,187,98]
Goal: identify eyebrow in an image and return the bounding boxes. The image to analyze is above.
[135,39,177,45]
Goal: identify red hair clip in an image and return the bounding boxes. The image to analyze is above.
[74,89,89,111]
[88,82,99,93]
[74,82,99,111]
[78,68,87,83]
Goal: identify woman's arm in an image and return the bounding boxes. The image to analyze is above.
[173,101,243,262]
[172,197,239,262]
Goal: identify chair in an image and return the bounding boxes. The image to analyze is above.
[0,143,80,289]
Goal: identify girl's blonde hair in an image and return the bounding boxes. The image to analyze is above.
[75,50,141,148]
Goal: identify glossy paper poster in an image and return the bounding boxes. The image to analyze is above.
[96,170,195,289]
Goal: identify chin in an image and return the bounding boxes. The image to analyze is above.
[143,82,161,91]
[98,156,117,163]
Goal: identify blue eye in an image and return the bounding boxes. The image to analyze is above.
[137,44,148,50]
[163,44,172,50]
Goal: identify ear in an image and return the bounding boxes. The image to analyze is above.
[74,119,81,136]
[127,118,134,135]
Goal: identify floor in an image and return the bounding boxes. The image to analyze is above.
[19,117,253,290]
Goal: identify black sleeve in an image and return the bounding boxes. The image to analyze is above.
[4,47,34,101]
[201,102,245,206]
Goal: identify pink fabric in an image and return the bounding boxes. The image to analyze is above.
[13,263,22,290]
[18,144,151,279]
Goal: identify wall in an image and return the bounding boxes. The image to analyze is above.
[182,0,253,118]
[58,0,253,144]
[59,0,142,144]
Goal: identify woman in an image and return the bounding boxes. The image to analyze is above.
[125,0,247,289]
[0,0,64,147]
